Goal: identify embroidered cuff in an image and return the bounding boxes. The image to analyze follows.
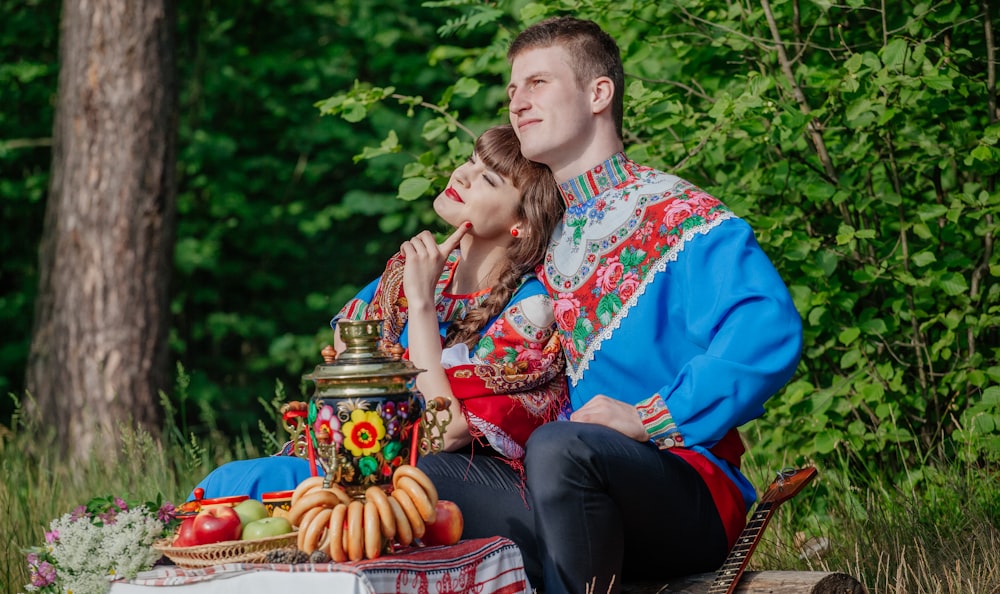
[635,394,684,449]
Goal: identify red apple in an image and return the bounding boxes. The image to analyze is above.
[191,506,243,545]
[420,500,463,546]
[172,517,198,547]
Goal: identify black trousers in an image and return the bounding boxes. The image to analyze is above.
[418,421,729,594]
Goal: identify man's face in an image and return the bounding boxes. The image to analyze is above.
[507,45,594,180]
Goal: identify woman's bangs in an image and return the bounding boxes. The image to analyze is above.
[475,128,524,185]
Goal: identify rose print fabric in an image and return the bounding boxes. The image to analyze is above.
[335,250,567,461]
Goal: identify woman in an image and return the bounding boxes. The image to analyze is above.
[191,125,566,502]
[336,123,567,459]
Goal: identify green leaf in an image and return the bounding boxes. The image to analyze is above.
[841,348,862,369]
[860,318,888,335]
[916,204,948,220]
[922,75,953,91]
[421,117,450,142]
[814,430,840,454]
[836,229,855,245]
[938,272,969,296]
[397,177,432,201]
[520,3,550,21]
[911,252,937,267]
[341,103,368,123]
[881,39,908,69]
[844,52,864,74]
[970,144,996,163]
[452,77,480,98]
[839,327,861,345]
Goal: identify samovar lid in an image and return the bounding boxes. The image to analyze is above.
[303,319,423,383]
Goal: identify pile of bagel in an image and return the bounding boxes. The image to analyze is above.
[287,465,439,561]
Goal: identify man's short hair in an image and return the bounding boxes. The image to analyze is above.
[508,16,625,140]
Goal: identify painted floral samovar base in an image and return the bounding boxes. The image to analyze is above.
[282,319,449,494]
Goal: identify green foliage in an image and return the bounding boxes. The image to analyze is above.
[0,0,60,398]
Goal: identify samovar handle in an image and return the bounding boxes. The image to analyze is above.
[418,396,453,457]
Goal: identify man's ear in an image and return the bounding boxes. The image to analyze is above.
[590,76,615,115]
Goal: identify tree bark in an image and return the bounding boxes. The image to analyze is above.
[26,0,177,457]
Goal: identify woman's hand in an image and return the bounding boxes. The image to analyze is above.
[400,222,474,451]
[400,222,471,309]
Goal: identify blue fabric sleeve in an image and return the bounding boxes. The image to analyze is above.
[657,219,803,446]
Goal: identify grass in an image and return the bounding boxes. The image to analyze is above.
[742,453,1000,594]
[2,390,999,594]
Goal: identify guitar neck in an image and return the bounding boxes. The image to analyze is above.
[707,502,775,594]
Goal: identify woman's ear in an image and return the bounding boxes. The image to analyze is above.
[591,76,614,115]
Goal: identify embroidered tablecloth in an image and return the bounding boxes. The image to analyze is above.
[110,537,529,594]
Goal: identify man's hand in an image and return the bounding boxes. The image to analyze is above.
[570,394,648,441]
[401,222,471,308]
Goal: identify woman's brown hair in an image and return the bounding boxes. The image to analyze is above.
[444,125,564,349]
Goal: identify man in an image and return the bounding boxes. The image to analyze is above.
[505,16,803,594]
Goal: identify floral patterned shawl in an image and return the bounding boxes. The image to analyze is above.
[338,250,568,461]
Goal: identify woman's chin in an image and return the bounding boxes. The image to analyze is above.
[433,202,465,228]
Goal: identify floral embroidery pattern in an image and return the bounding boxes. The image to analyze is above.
[544,155,734,383]
[474,297,554,374]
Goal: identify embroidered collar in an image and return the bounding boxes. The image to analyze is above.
[437,251,491,320]
[558,152,636,208]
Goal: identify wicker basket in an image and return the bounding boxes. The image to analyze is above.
[153,531,298,568]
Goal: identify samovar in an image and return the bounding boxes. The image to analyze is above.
[281,319,451,496]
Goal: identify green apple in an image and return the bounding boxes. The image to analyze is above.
[233,499,269,527]
[241,516,293,540]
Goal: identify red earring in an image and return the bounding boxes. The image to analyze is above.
[510,228,519,237]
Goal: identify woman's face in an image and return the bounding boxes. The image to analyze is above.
[433,153,521,239]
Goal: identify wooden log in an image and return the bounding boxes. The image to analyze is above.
[624,570,867,594]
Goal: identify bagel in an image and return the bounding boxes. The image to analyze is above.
[387,496,412,547]
[296,505,326,550]
[364,500,383,559]
[391,486,425,540]
[326,485,352,506]
[327,503,348,562]
[393,465,438,507]
[287,489,343,527]
[290,476,325,507]
[365,486,396,540]
[301,508,332,554]
[396,476,436,523]
[347,500,365,561]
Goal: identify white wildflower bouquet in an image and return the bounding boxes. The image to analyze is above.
[24,495,178,594]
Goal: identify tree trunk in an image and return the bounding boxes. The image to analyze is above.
[26,0,177,457]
